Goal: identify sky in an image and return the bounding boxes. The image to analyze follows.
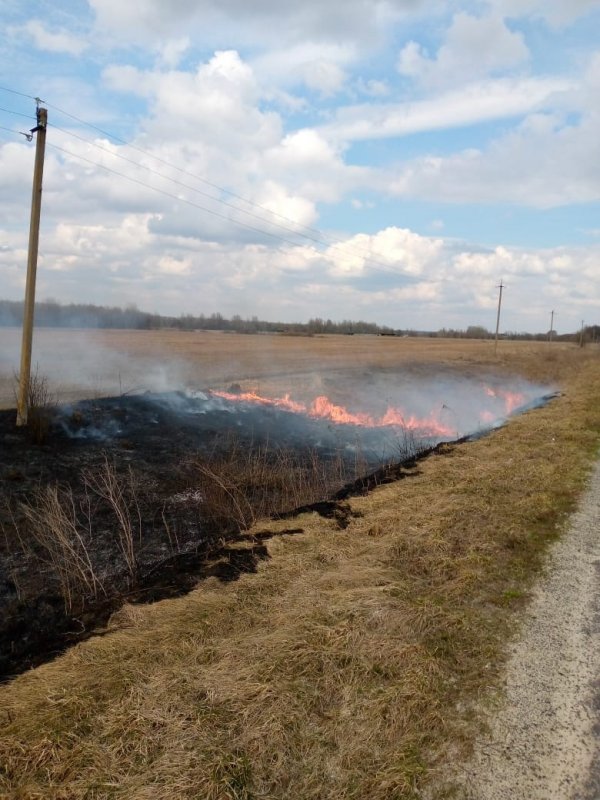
[0,0,599,334]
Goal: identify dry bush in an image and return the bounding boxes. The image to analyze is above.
[7,459,144,611]
[82,457,142,579]
[190,436,361,531]
[17,485,102,611]
[13,365,57,443]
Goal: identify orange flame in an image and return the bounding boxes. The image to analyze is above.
[213,390,455,437]
[483,385,525,415]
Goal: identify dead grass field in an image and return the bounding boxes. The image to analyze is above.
[1,334,599,799]
[0,327,575,406]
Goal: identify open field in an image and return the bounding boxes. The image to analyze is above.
[0,327,570,407]
[0,332,599,798]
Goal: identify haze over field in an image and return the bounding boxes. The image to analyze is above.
[0,0,599,333]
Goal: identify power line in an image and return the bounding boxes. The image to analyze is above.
[0,106,36,120]
[45,141,326,251]
[46,140,421,283]
[50,123,336,251]
[0,86,37,101]
[48,122,417,277]
[41,99,407,271]
[0,86,422,280]
[0,124,24,137]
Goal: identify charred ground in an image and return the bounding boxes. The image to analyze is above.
[0,385,426,681]
[0,366,552,682]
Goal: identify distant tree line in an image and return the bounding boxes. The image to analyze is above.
[0,299,397,336]
[0,299,596,341]
[435,324,600,343]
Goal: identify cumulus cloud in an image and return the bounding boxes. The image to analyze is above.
[397,11,529,89]
[321,76,571,141]
[155,37,190,69]
[384,54,600,208]
[488,0,600,27]
[88,0,429,48]
[1,1,599,334]
[20,19,87,55]
[325,228,444,278]
[248,41,356,95]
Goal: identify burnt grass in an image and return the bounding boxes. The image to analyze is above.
[0,390,437,683]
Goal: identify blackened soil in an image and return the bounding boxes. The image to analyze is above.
[0,391,425,682]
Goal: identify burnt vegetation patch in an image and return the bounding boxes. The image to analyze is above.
[0,391,428,682]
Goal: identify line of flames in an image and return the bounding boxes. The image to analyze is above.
[212,385,526,439]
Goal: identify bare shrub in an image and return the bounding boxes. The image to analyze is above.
[83,457,141,579]
[13,365,56,443]
[17,485,102,611]
[189,436,361,532]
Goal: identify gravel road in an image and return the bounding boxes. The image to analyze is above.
[450,459,600,800]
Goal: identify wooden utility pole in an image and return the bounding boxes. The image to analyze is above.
[16,104,47,427]
[548,310,555,342]
[494,279,504,355]
[579,319,585,348]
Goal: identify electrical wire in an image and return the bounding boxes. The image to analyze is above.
[0,124,25,137]
[50,124,334,250]
[0,86,37,101]
[49,123,418,278]
[0,106,36,120]
[46,141,327,251]
[41,100,406,271]
[0,85,421,281]
[46,140,419,283]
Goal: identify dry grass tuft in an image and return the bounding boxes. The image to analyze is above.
[13,365,57,444]
[1,342,599,799]
[189,436,366,531]
[16,484,103,610]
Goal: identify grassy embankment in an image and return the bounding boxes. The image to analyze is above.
[1,341,600,799]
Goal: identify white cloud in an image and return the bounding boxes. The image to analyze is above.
[380,50,600,208]
[398,11,529,89]
[2,2,599,334]
[489,0,600,27]
[88,0,430,49]
[325,227,444,277]
[156,255,192,275]
[356,78,390,97]
[322,76,571,141]
[156,37,190,69]
[21,19,87,55]
[250,42,355,93]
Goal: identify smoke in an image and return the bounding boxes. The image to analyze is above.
[208,371,553,442]
[0,328,554,449]
[0,328,194,407]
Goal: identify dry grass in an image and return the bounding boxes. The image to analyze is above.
[82,458,142,580]
[15,485,103,611]
[190,437,367,531]
[11,365,56,443]
[0,327,576,407]
[0,341,599,799]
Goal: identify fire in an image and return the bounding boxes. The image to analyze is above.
[213,390,455,438]
[483,386,526,415]
[212,380,531,440]
[215,390,307,414]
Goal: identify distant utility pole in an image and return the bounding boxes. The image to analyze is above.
[579,319,585,348]
[548,310,555,343]
[16,103,47,427]
[494,279,504,355]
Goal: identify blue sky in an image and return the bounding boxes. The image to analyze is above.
[0,0,599,333]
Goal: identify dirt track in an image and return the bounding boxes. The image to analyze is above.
[448,459,600,799]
